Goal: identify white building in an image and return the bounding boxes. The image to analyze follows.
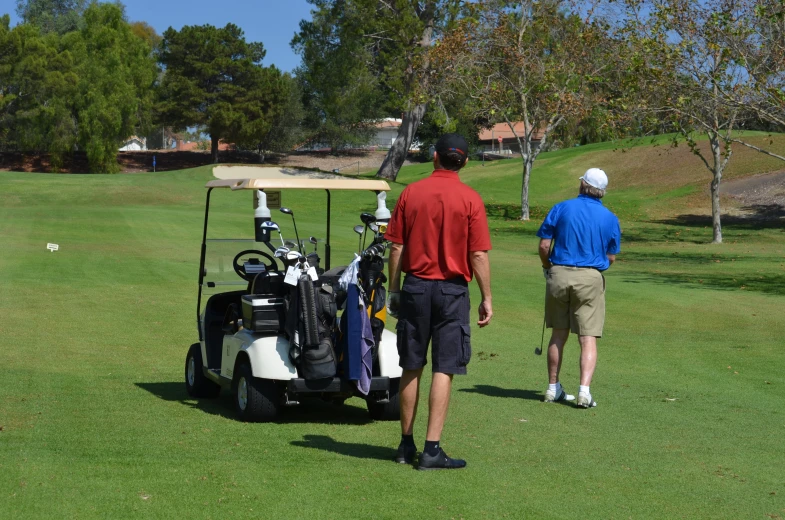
[119,136,147,151]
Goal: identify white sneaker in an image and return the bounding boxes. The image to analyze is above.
[577,392,597,408]
[544,385,575,403]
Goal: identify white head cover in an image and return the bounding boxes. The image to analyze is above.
[579,168,608,190]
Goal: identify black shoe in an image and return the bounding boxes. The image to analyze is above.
[395,443,417,465]
[417,448,467,470]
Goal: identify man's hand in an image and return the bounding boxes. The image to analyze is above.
[477,300,493,327]
[387,291,401,318]
[543,267,550,279]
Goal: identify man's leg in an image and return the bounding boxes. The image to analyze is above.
[547,328,570,384]
[400,367,423,435]
[578,335,597,387]
[425,372,453,441]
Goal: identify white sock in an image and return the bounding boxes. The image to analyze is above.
[548,382,560,393]
[579,385,590,395]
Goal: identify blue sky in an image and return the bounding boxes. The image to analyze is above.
[2,0,313,72]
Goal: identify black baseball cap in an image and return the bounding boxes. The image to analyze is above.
[435,133,469,158]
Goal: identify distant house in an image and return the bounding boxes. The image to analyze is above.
[478,122,544,154]
[372,118,401,147]
[176,139,233,152]
[119,136,147,151]
[371,118,420,150]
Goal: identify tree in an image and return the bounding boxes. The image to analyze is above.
[15,0,86,35]
[157,23,288,163]
[434,0,616,220]
[292,3,383,152]
[716,0,785,140]
[242,73,306,161]
[622,0,785,243]
[293,0,462,180]
[0,15,78,161]
[62,2,157,172]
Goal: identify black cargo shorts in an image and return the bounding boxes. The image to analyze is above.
[396,274,472,375]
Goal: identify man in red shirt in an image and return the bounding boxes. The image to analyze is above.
[385,133,493,470]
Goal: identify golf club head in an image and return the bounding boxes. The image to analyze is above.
[360,212,375,225]
[274,246,290,258]
[260,221,280,231]
[369,223,379,233]
[309,236,318,245]
[284,240,297,249]
[534,347,543,356]
[353,225,364,235]
[279,207,293,215]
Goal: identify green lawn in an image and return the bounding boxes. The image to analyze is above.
[1,141,784,519]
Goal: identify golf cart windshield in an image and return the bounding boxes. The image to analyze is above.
[196,172,391,338]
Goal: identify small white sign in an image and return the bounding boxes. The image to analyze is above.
[47,243,59,252]
[307,267,319,281]
[284,266,299,286]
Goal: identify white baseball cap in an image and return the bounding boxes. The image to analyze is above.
[580,168,608,190]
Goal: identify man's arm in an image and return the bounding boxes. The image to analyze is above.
[470,251,493,327]
[607,253,616,266]
[388,242,404,292]
[538,238,552,269]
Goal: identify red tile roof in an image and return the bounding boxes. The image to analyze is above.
[478,122,544,141]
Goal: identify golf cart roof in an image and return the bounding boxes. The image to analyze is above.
[207,166,390,191]
[206,177,391,191]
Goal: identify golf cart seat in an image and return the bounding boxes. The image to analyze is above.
[203,291,245,369]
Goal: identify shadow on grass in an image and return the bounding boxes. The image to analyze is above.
[485,202,549,222]
[460,384,543,402]
[290,434,396,461]
[621,270,785,296]
[278,398,372,425]
[654,206,785,231]
[619,250,751,264]
[135,382,374,424]
[136,382,236,420]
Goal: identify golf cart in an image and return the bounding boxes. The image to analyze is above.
[184,174,402,422]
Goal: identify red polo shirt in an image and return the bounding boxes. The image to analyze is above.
[385,169,492,282]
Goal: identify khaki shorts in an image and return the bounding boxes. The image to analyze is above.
[545,266,606,337]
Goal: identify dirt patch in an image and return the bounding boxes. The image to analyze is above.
[720,169,785,219]
[0,149,417,174]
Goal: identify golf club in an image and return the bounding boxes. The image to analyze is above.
[353,224,364,253]
[535,315,546,355]
[360,212,375,251]
[279,207,302,254]
[536,242,555,356]
[309,236,318,253]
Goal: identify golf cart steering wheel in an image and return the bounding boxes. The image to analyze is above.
[232,249,279,282]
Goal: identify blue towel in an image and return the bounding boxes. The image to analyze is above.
[341,283,363,381]
[357,296,374,395]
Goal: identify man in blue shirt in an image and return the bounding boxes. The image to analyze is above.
[536,168,621,408]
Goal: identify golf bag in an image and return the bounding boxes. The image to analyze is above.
[285,274,337,380]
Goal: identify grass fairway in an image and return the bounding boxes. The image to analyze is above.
[2,138,785,519]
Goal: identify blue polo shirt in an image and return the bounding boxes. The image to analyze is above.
[537,195,621,271]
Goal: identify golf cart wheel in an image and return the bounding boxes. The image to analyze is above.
[233,362,279,422]
[185,343,221,398]
[366,378,400,421]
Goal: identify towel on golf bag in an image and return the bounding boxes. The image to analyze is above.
[357,294,374,395]
[285,274,337,380]
[338,283,365,382]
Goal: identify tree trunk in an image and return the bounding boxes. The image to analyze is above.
[376,103,427,181]
[211,136,219,164]
[710,173,722,244]
[709,134,723,244]
[520,157,533,220]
